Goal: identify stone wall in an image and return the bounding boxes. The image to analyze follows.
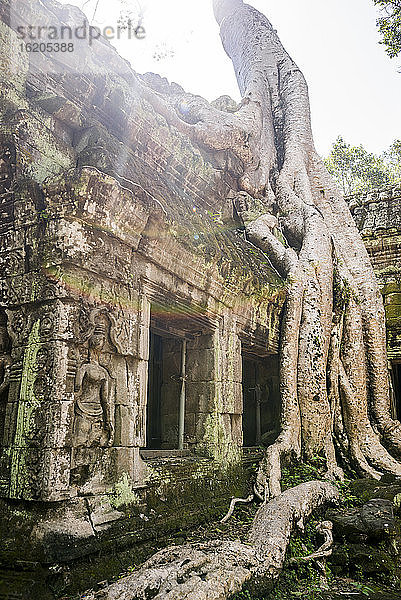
[347,185,401,362]
[0,0,399,597]
[0,456,249,599]
[347,185,401,417]
[0,0,285,508]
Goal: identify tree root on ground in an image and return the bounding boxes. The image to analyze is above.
[288,520,334,565]
[220,494,254,523]
[84,481,339,600]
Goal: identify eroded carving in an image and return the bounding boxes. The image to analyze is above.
[77,305,129,355]
[7,308,28,346]
[73,323,114,449]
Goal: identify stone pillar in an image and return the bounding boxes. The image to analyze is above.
[186,315,243,465]
[68,298,148,496]
[0,302,75,501]
[0,166,152,501]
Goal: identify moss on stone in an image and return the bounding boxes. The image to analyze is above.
[109,474,141,510]
[10,319,41,499]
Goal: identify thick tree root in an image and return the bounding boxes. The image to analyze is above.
[209,0,401,483]
[141,1,401,479]
[84,481,339,600]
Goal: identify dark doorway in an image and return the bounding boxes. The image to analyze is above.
[242,354,281,447]
[146,332,163,449]
[392,363,401,421]
[242,358,258,446]
[146,331,185,450]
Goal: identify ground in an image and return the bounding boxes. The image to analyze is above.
[66,460,401,600]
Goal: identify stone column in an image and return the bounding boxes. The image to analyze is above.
[0,302,75,501]
[186,315,243,466]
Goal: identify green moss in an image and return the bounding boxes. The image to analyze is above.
[109,474,140,510]
[386,304,401,322]
[382,281,401,295]
[9,319,42,498]
[200,412,241,466]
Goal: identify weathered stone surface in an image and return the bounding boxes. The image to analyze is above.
[0,6,286,595]
[347,186,401,361]
[327,499,395,540]
[0,0,399,597]
[349,478,401,512]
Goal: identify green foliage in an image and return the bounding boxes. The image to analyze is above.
[351,581,377,596]
[325,136,401,196]
[281,456,326,490]
[383,138,401,173]
[374,0,401,59]
[334,478,361,508]
[262,514,331,600]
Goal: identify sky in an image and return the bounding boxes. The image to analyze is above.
[59,0,401,157]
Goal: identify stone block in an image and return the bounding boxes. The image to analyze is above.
[130,359,148,408]
[114,404,136,447]
[110,447,134,482]
[111,357,130,407]
[385,293,401,306]
[230,413,243,445]
[385,305,401,323]
[41,447,74,501]
[3,446,72,501]
[2,272,70,307]
[6,110,75,183]
[327,499,395,540]
[137,297,150,361]
[187,333,214,351]
[186,347,215,382]
[45,168,150,249]
[186,381,217,413]
[184,411,196,439]
[0,21,29,92]
[162,352,181,380]
[70,447,134,495]
[220,380,241,414]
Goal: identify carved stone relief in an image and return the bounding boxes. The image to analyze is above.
[73,319,115,451]
[77,305,129,355]
[70,305,140,490]
[73,328,114,449]
[0,310,11,445]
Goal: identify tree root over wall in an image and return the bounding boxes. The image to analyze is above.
[85,481,339,600]
[136,0,401,495]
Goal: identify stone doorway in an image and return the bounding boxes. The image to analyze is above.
[242,354,280,447]
[146,330,186,450]
[147,331,163,449]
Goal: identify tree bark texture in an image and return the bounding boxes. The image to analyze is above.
[199,0,401,493]
[136,0,401,492]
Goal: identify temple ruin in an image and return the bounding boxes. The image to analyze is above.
[0,0,400,598]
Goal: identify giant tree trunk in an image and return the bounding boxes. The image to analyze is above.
[87,2,401,597]
[200,0,401,494]
[150,0,401,490]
